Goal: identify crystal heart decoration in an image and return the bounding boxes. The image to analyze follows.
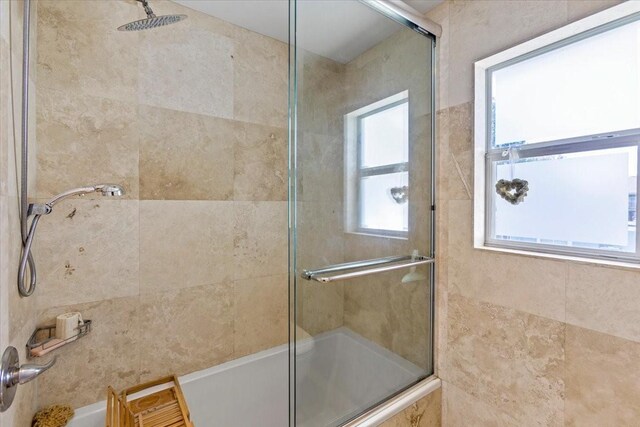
[495,178,529,205]
[389,186,408,204]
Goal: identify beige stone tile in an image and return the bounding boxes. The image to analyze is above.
[448,0,567,107]
[447,103,473,199]
[233,122,287,201]
[34,199,139,308]
[37,0,140,24]
[408,112,433,205]
[296,201,344,269]
[298,132,343,203]
[234,274,288,357]
[344,269,431,368]
[35,88,139,199]
[427,2,450,110]
[295,200,344,335]
[139,200,233,293]
[448,200,567,322]
[442,381,519,427]
[437,106,471,202]
[345,27,431,115]
[299,280,344,336]
[445,293,565,426]
[343,232,410,263]
[408,202,432,258]
[138,105,236,201]
[233,201,287,280]
[380,388,441,427]
[11,380,36,427]
[298,50,346,137]
[139,282,234,382]
[0,38,9,197]
[567,0,623,23]
[567,263,640,343]
[233,28,288,128]
[565,325,640,426]
[434,198,448,377]
[36,0,139,103]
[138,25,234,118]
[37,297,140,409]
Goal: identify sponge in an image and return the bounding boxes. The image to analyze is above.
[32,405,74,427]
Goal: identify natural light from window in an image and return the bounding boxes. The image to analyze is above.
[477,11,640,262]
[491,19,640,147]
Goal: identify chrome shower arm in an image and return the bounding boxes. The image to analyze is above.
[138,0,157,18]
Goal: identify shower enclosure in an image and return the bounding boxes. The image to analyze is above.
[0,0,436,425]
[289,1,437,425]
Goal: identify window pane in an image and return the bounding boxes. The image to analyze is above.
[492,146,637,253]
[360,102,409,168]
[360,172,408,232]
[491,19,640,147]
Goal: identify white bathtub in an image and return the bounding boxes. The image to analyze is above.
[68,327,427,427]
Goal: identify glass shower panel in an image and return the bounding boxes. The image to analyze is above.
[291,1,435,425]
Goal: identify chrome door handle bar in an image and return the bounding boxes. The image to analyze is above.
[302,255,434,283]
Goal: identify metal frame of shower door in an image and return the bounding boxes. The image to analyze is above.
[287,0,298,425]
[288,1,440,426]
[343,28,440,427]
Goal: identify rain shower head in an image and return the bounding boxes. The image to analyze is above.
[118,0,187,31]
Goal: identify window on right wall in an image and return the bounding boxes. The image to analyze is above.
[474,4,640,263]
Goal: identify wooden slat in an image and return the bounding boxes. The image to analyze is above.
[107,375,193,427]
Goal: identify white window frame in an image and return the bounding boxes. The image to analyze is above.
[474,2,640,264]
[345,91,409,239]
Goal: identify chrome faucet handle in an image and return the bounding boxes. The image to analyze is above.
[0,347,57,412]
[16,356,57,384]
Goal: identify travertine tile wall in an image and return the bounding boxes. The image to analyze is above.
[296,50,347,335]
[31,0,288,411]
[0,1,39,425]
[425,1,640,425]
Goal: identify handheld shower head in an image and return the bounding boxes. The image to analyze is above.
[18,183,125,297]
[95,184,125,197]
[45,184,125,209]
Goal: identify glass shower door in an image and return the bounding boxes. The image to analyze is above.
[289,1,436,425]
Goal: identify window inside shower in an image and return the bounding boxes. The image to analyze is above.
[345,91,410,238]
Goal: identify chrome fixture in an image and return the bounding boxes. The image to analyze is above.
[401,250,427,283]
[17,184,125,297]
[302,254,434,283]
[118,0,187,31]
[0,347,56,412]
[18,0,34,296]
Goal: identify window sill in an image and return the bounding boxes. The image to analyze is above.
[346,231,409,241]
[474,243,640,271]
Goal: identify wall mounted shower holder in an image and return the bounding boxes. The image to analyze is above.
[27,320,92,358]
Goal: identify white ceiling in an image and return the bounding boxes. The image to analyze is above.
[174,0,442,63]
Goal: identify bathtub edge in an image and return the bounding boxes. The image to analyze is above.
[342,375,442,427]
